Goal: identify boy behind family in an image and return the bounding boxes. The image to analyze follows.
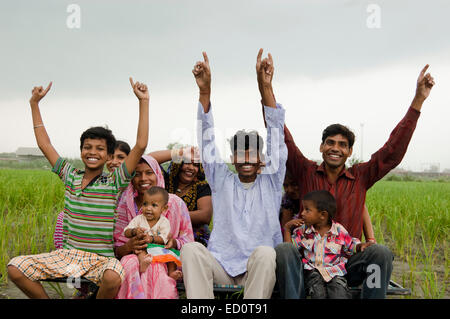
[284,190,373,299]
[124,186,182,280]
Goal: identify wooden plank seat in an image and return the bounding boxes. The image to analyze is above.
[40,278,410,299]
[40,277,98,299]
[175,280,411,299]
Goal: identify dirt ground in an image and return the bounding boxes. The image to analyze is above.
[1,259,447,299]
[0,280,76,299]
[390,259,448,299]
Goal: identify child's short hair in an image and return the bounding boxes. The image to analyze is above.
[146,186,169,206]
[115,140,131,155]
[303,190,336,224]
[229,130,264,157]
[80,126,116,155]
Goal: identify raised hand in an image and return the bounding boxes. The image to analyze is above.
[30,82,52,104]
[256,49,276,108]
[129,77,149,101]
[171,146,200,164]
[192,52,211,93]
[256,48,274,87]
[415,64,435,101]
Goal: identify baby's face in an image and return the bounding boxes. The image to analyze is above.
[141,192,168,222]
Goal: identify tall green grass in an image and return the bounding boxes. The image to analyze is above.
[0,169,64,281]
[0,169,448,298]
[366,180,449,298]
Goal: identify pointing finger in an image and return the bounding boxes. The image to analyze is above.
[419,64,430,77]
[129,77,135,88]
[43,81,52,94]
[202,51,209,64]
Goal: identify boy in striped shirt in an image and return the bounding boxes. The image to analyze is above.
[8,78,149,299]
[284,190,373,299]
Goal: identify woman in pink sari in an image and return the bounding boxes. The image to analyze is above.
[114,154,194,299]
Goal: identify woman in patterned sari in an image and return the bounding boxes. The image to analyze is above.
[151,147,212,247]
[114,154,194,299]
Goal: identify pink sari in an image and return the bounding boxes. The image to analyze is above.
[114,155,194,299]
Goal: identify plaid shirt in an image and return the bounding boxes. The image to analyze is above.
[292,221,360,282]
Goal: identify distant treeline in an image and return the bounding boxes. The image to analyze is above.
[1,154,447,182]
[0,157,238,174]
[0,158,85,170]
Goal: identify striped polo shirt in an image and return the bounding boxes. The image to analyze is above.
[52,157,133,257]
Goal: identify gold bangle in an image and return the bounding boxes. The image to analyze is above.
[33,124,44,129]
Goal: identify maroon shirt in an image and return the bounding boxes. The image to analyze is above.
[285,107,420,239]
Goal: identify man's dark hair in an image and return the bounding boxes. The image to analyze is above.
[80,126,116,155]
[322,124,355,148]
[115,140,131,155]
[146,186,169,205]
[303,190,337,224]
[229,130,264,156]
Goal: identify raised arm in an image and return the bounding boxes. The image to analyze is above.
[256,48,276,108]
[29,82,60,167]
[194,52,229,191]
[124,77,150,175]
[359,65,435,189]
[257,49,313,181]
[193,52,211,112]
[255,49,287,187]
[149,146,198,164]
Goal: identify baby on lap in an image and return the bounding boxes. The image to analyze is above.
[124,186,182,280]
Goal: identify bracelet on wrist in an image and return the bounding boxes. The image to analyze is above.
[33,124,44,129]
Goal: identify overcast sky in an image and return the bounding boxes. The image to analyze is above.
[1,0,449,171]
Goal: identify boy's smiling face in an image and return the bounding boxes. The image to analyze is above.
[81,138,108,171]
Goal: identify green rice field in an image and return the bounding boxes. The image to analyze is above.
[0,168,448,298]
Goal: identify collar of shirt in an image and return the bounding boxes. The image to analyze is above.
[316,162,355,180]
[304,221,340,237]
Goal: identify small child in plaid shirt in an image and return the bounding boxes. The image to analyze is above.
[284,190,374,299]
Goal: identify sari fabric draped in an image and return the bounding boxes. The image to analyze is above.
[114,155,194,299]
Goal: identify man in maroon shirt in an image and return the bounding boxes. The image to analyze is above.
[276,65,435,298]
